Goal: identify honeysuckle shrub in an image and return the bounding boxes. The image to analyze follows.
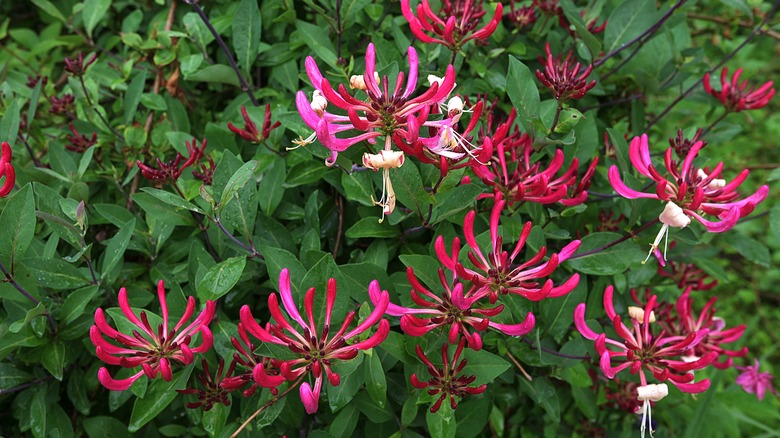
[0,0,779,437]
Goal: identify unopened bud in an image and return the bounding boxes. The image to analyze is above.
[362,150,405,171]
[76,201,87,230]
[310,90,328,116]
[428,74,444,87]
[658,201,691,228]
[682,355,699,363]
[696,169,726,190]
[628,306,656,323]
[350,72,380,90]
[636,383,668,402]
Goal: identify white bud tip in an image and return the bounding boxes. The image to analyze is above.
[628,307,656,323]
[658,201,691,228]
[637,383,669,402]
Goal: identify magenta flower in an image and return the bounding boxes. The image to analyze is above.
[91,281,216,391]
[295,43,456,166]
[220,322,284,397]
[66,123,97,153]
[536,43,596,101]
[239,269,390,414]
[574,286,716,393]
[411,338,487,412]
[608,134,768,255]
[440,198,581,304]
[400,0,503,52]
[49,94,75,115]
[672,288,747,369]
[64,51,97,76]
[703,67,775,112]
[735,359,777,401]
[178,358,236,411]
[0,142,15,198]
[137,138,207,183]
[227,104,280,143]
[507,2,537,30]
[372,265,534,351]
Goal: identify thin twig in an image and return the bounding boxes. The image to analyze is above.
[231,376,305,438]
[214,218,262,259]
[506,351,533,381]
[568,218,659,260]
[0,259,57,334]
[333,194,344,258]
[520,337,590,360]
[687,12,780,41]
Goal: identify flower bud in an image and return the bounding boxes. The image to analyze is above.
[310,90,328,116]
[696,169,726,190]
[362,150,405,171]
[658,201,691,228]
[628,306,656,323]
[636,383,668,402]
[447,96,464,117]
[350,72,380,90]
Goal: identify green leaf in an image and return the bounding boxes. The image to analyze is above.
[82,0,112,38]
[218,160,257,210]
[604,0,656,55]
[540,280,586,343]
[185,64,240,87]
[327,353,364,411]
[284,160,328,188]
[329,404,359,437]
[506,56,540,135]
[721,233,771,267]
[258,244,306,294]
[141,188,204,214]
[196,256,246,301]
[132,192,194,226]
[232,0,262,72]
[0,184,35,266]
[23,258,91,290]
[202,403,229,437]
[83,416,133,438]
[392,161,433,213]
[342,170,375,207]
[100,219,135,281]
[0,99,20,149]
[295,20,338,69]
[30,385,47,438]
[426,406,457,438]
[41,340,66,381]
[345,217,401,239]
[559,0,602,57]
[9,302,47,333]
[61,285,99,325]
[463,348,511,385]
[430,183,481,224]
[124,70,147,125]
[128,366,194,432]
[31,0,66,22]
[0,363,33,388]
[258,159,285,215]
[364,351,387,408]
[564,232,645,275]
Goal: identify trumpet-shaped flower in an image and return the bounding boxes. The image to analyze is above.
[91,281,216,391]
[400,0,503,52]
[0,142,15,198]
[574,286,716,393]
[735,359,777,401]
[137,138,207,183]
[703,67,775,112]
[411,338,487,412]
[536,43,596,101]
[227,104,281,144]
[239,269,390,414]
[441,198,581,304]
[220,322,284,397]
[178,358,236,411]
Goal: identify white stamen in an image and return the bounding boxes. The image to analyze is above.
[628,307,656,323]
[370,168,396,223]
[637,384,668,438]
[288,131,317,150]
[643,202,691,264]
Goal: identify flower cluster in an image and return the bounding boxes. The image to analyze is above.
[137,138,207,183]
[66,123,97,153]
[0,142,15,198]
[703,67,775,112]
[608,133,768,260]
[536,43,596,102]
[64,51,97,76]
[91,281,216,390]
[735,360,777,401]
[411,339,487,412]
[239,269,390,413]
[400,0,503,52]
[228,104,280,144]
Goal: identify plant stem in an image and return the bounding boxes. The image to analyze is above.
[548,101,563,134]
[184,0,260,107]
[231,376,305,438]
[520,337,590,360]
[568,218,660,260]
[701,111,730,136]
[0,259,57,334]
[645,0,780,132]
[77,76,126,141]
[213,218,262,259]
[172,182,220,262]
[594,0,685,68]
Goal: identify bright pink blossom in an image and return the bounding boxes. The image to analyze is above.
[239,269,390,414]
[411,338,487,412]
[91,281,216,391]
[441,197,581,304]
[574,286,716,393]
[400,0,503,52]
[0,142,15,198]
[735,359,777,401]
[608,133,768,233]
[703,67,775,112]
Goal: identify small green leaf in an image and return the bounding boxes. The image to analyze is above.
[463,348,511,385]
[364,351,387,408]
[0,184,36,266]
[259,159,285,215]
[41,340,66,381]
[329,404,359,437]
[141,188,204,214]
[124,70,147,125]
[345,217,401,239]
[23,258,91,290]
[9,302,47,333]
[100,219,135,281]
[83,416,133,438]
[565,232,645,275]
[506,57,540,135]
[392,161,433,213]
[232,0,262,72]
[61,285,101,325]
[426,405,457,438]
[295,20,339,69]
[82,0,112,38]
[30,385,48,438]
[196,256,246,301]
[128,366,194,432]
[185,65,240,87]
[202,402,229,437]
[218,160,258,210]
[31,0,67,22]
[0,99,21,149]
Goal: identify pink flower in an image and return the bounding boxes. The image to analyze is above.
[400,0,503,52]
[296,43,455,166]
[507,2,537,30]
[220,322,284,397]
[536,43,596,101]
[239,269,390,414]
[703,67,775,112]
[0,142,15,198]
[735,359,778,401]
[177,358,236,411]
[672,288,747,369]
[442,197,581,304]
[91,281,216,391]
[574,286,716,393]
[227,104,280,143]
[608,133,768,233]
[411,338,487,412]
[137,138,207,183]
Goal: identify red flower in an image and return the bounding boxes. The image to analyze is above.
[91,281,216,390]
[239,269,390,414]
[536,43,596,101]
[669,128,706,159]
[411,338,487,412]
[50,94,75,115]
[178,358,236,411]
[137,138,207,183]
[0,142,15,198]
[703,67,775,112]
[657,259,717,291]
[220,322,283,397]
[227,104,280,143]
[507,2,537,30]
[444,198,581,304]
[66,123,97,153]
[400,0,503,52]
[64,51,98,76]
[192,155,216,185]
[574,286,716,393]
